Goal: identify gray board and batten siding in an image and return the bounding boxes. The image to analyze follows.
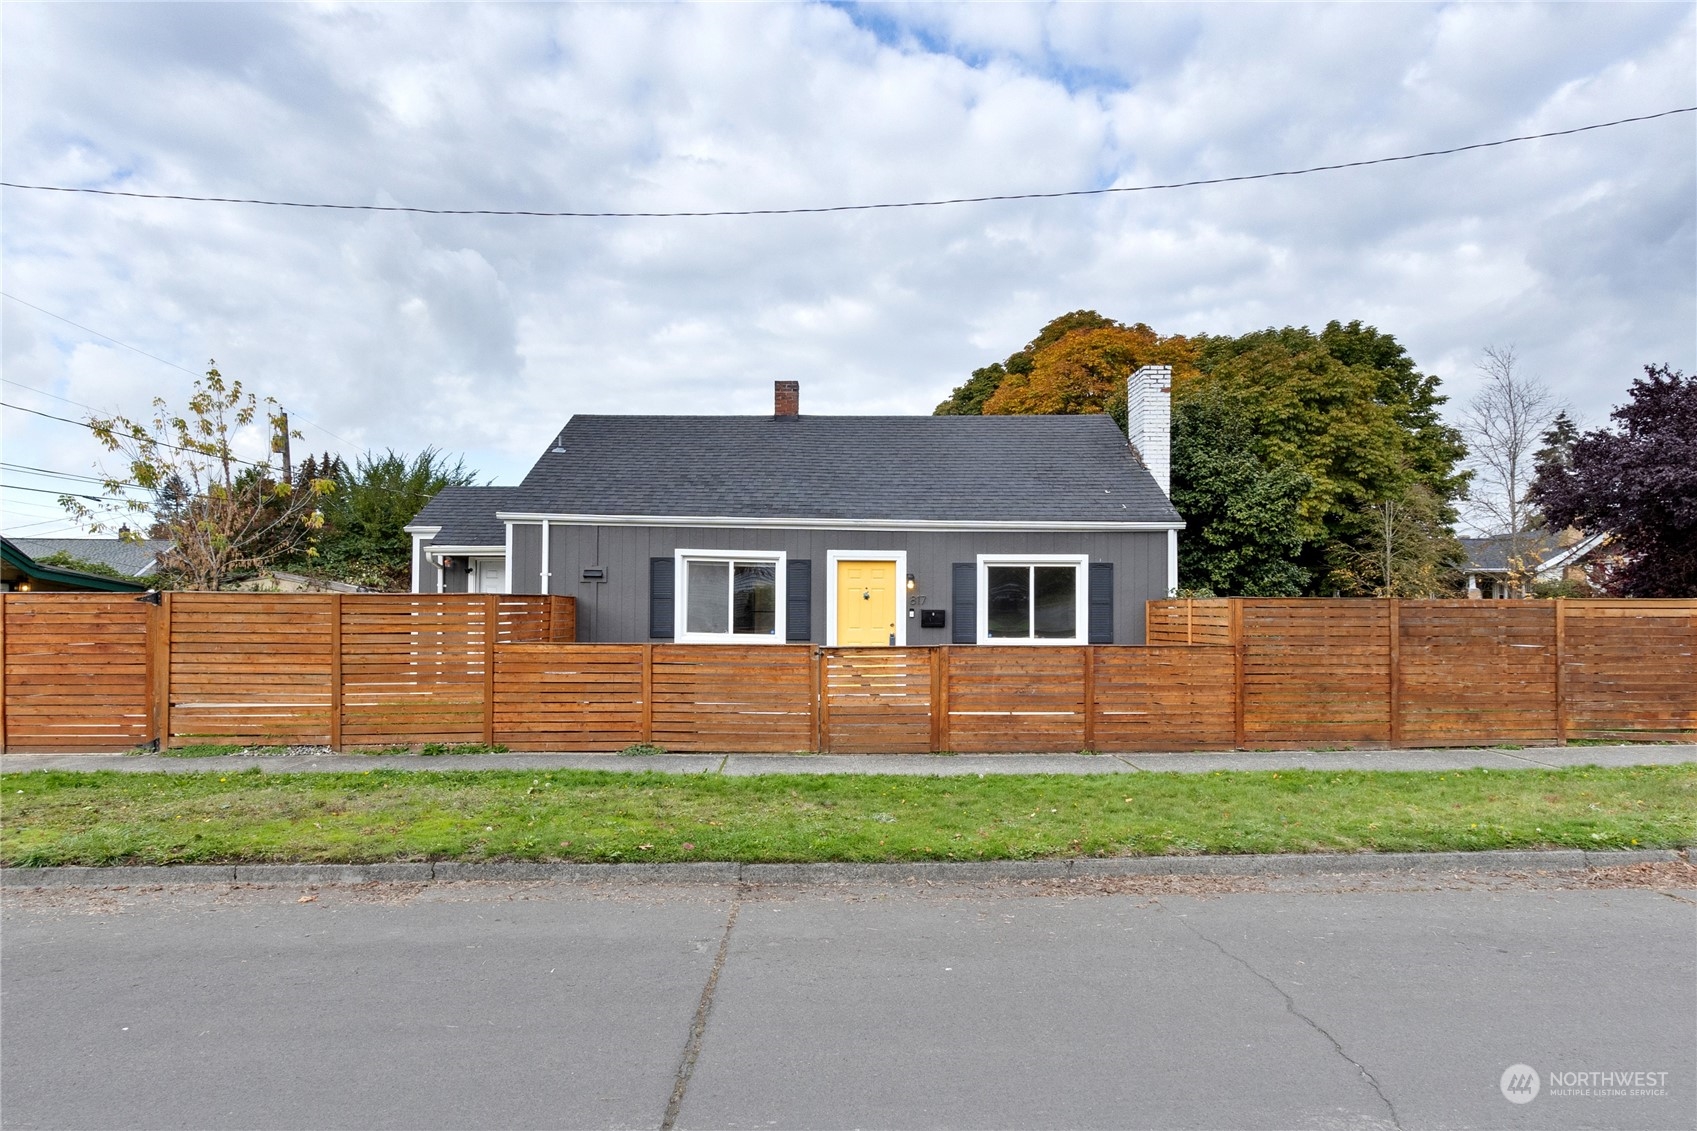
[505,523,1168,645]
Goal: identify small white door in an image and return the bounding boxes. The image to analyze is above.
[473,559,505,594]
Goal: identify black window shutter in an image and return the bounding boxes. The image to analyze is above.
[951,563,976,644]
[1088,562,1114,644]
[786,559,812,642]
[649,557,674,639]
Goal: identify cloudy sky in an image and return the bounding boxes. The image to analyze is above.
[3,2,1693,537]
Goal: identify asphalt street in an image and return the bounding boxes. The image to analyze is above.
[3,871,1692,1130]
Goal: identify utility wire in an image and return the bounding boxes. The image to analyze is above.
[0,482,147,502]
[0,461,119,482]
[0,376,106,415]
[1,107,1689,218]
[1,401,274,469]
[0,293,203,376]
[0,294,359,448]
[2,462,148,490]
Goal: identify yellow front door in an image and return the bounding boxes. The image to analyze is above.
[836,560,898,646]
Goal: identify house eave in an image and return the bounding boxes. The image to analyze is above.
[424,544,505,558]
[495,511,1185,533]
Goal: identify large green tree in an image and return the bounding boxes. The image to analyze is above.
[1187,321,1467,594]
[938,314,1468,596]
[1171,390,1312,596]
[287,448,478,590]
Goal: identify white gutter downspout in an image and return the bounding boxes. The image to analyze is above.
[1167,529,1179,598]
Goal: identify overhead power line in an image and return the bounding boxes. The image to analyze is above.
[1,294,359,448]
[1,401,273,469]
[1,107,1689,219]
[0,293,203,377]
[0,482,146,502]
[2,461,146,488]
[0,376,106,414]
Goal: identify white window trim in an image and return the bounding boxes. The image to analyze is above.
[824,550,908,647]
[975,553,1090,646]
[673,548,788,644]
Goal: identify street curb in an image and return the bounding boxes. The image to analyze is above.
[2,849,1684,888]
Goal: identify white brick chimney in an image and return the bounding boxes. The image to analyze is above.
[1127,364,1172,497]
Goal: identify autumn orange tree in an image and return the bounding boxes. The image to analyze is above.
[936,311,1198,431]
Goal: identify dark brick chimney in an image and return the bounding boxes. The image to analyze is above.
[774,380,799,417]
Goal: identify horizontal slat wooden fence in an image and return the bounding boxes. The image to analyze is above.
[1147,598,1696,747]
[3,594,1691,753]
[1,593,573,752]
[0,593,154,751]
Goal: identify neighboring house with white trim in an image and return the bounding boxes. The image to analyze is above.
[1460,530,1609,598]
[8,536,171,580]
[404,370,1183,645]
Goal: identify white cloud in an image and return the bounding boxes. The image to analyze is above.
[2,1,1692,535]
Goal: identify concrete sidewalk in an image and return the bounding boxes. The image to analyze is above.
[3,743,1692,776]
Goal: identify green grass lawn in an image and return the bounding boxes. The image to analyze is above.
[2,766,1691,867]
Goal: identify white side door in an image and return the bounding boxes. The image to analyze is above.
[472,558,506,594]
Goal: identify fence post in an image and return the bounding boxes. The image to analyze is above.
[814,649,826,754]
[817,649,832,754]
[928,648,942,753]
[936,646,952,753]
[1230,599,1245,749]
[1554,598,1567,745]
[483,593,496,746]
[1387,600,1401,748]
[0,595,8,753]
[641,644,654,744]
[329,593,343,751]
[1187,597,1194,645]
[152,592,173,751]
[1081,647,1096,751]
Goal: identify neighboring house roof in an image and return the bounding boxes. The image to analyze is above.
[496,415,1182,526]
[9,537,171,578]
[1,537,149,593]
[406,487,519,548]
[1460,531,1607,578]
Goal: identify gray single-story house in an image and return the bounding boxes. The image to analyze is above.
[405,369,1183,646]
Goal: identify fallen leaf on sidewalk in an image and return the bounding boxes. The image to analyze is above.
[297,893,318,903]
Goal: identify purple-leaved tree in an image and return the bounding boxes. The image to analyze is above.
[1529,365,1697,597]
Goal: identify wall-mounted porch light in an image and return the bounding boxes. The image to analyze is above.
[906,573,917,592]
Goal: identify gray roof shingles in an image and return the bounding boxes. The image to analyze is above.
[409,487,517,547]
[499,414,1180,525]
[9,538,171,577]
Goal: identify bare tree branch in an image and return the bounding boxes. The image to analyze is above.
[1459,346,1562,594]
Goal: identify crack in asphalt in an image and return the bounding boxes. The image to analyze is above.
[1160,903,1405,1130]
[660,891,742,1131]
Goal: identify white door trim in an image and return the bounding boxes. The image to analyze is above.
[825,550,908,647]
